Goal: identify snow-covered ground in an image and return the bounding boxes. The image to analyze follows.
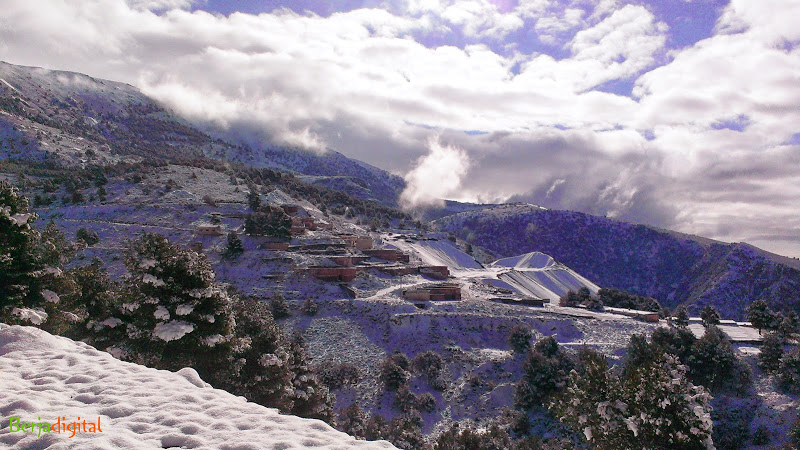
[0,324,394,449]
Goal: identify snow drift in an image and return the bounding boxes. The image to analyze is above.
[0,324,394,449]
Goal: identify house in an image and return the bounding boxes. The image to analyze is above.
[402,283,462,301]
[188,242,204,253]
[363,248,410,263]
[196,224,223,236]
[419,266,450,279]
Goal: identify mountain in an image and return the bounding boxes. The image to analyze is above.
[0,324,395,449]
[0,60,404,206]
[434,203,800,320]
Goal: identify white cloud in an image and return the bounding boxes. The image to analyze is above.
[400,139,471,207]
[1,0,799,256]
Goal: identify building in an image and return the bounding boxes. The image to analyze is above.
[196,224,223,236]
[402,283,462,301]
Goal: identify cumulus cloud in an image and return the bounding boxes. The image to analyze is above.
[1,0,799,256]
[401,138,471,208]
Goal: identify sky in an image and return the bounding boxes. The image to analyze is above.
[0,0,799,257]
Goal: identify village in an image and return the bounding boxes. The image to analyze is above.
[188,187,765,350]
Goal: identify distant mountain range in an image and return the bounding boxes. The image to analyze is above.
[434,203,800,320]
[0,61,404,206]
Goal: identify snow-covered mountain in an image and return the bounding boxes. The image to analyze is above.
[0,324,395,449]
[0,60,404,206]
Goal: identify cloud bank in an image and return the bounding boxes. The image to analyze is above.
[1,0,799,256]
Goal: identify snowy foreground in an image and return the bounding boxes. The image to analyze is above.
[0,324,395,449]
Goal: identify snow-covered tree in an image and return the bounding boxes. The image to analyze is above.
[116,233,234,370]
[551,349,714,449]
[1,182,74,327]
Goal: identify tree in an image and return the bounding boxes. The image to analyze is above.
[778,347,800,393]
[778,312,799,340]
[116,233,235,371]
[380,352,411,391]
[246,185,261,210]
[222,231,244,259]
[700,305,720,327]
[759,332,783,372]
[508,324,533,354]
[674,305,690,328]
[550,349,714,449]
[746,299,776,335]
[270,294,290,319]
[515,337,573,409]
[244,207,291,239]
[301,298,318,316]
[1,182,71,325]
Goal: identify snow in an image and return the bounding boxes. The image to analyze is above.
[142,274,165,287]
[492,252,555,269]
[154,305,170,320]
[152,320,194,341]
[41,290,60,304]
[10,308,48,325]
[0,77,21,94]
[0,324,395,449]
[176,304,194,316]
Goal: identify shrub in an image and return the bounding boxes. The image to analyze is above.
[319,362,360,390]
[337,404,369,439]
[412,350,444,381]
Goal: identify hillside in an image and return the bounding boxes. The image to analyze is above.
[0,324,395,449]
[434,203,800,320]
[0,60,404,206]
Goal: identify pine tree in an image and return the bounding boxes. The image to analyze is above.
[700,305,720,327]
[222,231,244,259]
[746,299,776,335]
[674,305,690,328]
[117,233,235,371]
[1,182,71,326]
[246,185,261,210]
[759,332,784,372]
[508,324,533,354]
[551,349,713,449]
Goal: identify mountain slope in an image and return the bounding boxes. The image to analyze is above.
[434,203,800,320]
[0,324,395,449]
[0,60,404,205]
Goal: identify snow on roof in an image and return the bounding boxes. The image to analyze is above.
[491,252,555,270]
[389,238,483,271]
[0,324,395,449]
